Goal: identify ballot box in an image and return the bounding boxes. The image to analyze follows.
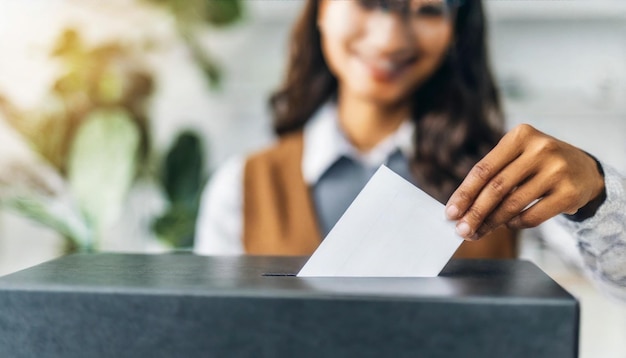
[0,253,578,358]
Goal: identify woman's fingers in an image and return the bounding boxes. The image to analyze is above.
[472,170,556,238]
[445,124,529,221]
[446,123,607,241]
[453,153,537,240]
[507,189,580,230]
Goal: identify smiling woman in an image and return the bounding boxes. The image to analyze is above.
[194,0,516,258]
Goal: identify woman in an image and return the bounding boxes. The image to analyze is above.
[196,0,517,257]
[195,0,626,295]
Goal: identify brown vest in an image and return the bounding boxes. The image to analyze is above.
[243,131,517,258]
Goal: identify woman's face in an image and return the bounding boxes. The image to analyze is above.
[318,0,455,106]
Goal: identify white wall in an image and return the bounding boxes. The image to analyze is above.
[488,17,626,173]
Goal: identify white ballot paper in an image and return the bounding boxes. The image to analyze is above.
[298,165,463,277]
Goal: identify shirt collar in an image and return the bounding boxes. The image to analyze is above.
[302,101,415,185]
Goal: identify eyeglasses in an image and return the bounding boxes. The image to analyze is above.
[356,0,460,19]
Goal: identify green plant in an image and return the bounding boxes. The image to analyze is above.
[0,29,150,251]
[0,0,244,252]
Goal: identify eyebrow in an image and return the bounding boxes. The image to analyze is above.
[360,0,443,11]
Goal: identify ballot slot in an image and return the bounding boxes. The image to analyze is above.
[261,272,297,277]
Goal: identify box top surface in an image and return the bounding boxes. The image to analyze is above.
[0,253,575,304]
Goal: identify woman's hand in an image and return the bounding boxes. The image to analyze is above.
[445,124,606,240]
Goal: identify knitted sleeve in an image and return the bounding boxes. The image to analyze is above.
[557,163,626,300]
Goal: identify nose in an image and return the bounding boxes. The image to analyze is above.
[362,11,416,60]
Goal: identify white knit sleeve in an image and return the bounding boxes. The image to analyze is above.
[556,163,626,300]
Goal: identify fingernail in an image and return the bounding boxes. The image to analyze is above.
[446,205,459,220]
[456,221,471,237]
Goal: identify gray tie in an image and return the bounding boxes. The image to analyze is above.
[312,149,414,237]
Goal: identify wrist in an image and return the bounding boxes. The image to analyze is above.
[564,152,606,222]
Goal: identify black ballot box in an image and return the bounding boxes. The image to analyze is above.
[0,253,578,358]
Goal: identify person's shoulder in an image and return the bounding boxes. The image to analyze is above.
[247,131,304,164]
[213,156,245,179]
[202,156,246,198]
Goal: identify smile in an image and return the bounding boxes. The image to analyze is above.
[358,56,418,82]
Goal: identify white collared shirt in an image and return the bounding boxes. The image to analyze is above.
[302,101,415,185]
[193,102,415,255]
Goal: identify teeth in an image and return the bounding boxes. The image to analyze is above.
[371,60,400,72]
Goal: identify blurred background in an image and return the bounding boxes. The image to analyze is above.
[0,1,625,356]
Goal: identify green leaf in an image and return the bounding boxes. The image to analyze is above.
[199,58,222,89]
[51,29,84,58]
[154,131,206,248]
[2,195,93,252]
[96,69,125,104]
[67,109,140,236]
[204,0,243,27]
[161,131,204,205]
[152,204,196,248]
[180,31,223,89]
